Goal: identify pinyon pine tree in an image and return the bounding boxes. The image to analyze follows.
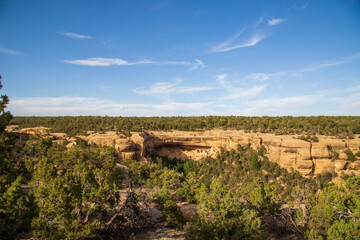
[0,75,36,239]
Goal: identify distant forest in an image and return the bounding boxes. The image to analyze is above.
[12,116,360,137]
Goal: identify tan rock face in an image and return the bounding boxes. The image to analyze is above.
[85,131,120,146]
[151,131,359,176]
[314,159,336,175]
[312,142,331,159]
[335,161,348,171]
[296,160,313,174]
[13,127,360,177]
[15,126,50,136]
[349,139,360,153]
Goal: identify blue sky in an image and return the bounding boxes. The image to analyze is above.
[1,0,360,116]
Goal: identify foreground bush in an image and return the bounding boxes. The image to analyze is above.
[185,180,266,240]
[31,145,123,239]
[0,77,36,239]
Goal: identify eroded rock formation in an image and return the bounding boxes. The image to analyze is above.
[87,130,360,176]
[9,126,360,176]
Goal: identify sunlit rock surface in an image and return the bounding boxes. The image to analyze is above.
[10,126,360,177]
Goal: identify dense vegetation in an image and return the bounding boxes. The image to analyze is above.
[12,115,360,137]
[125,146,360,239]
[1,79,360,239]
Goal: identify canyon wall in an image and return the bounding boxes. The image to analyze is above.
[82,130,360,177]
[12,127,360,177]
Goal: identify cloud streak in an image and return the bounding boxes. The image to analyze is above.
[0,47,23,56]
[133,78,212,96]
[243,72,285,82]
[267,18,285,26]
[8,85,360,116]
[9,96,211,116]
[60,32,93,39]
[298,4,308,10]
[240,85,360,116]
[243,95,315,116]
[211,31,266,52]
[63,58,205,69]
[301,52,360,72]
[9,96,143,116]
[153,101,211,113]
[216,74,266,100]
[211,14,287,52]
[328,93,360,116]
[288,3,308,11]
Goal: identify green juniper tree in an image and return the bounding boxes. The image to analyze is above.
[0,75,36,240]
[31,143,124,239]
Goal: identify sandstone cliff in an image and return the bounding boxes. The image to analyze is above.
[10,126,360,177]
[83,130,360,177]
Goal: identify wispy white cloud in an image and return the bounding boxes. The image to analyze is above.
[216,73,228,82]
[0,47,23,56]
[153,101,211,114]
[63,57,204,70]
[100,86,111,92]
[241,85,360,116]
[297,3,308,10]
[288,3,308,11]
[160,59,205,70]
[211,15,287,52]
[301,61,347,72]
[9,96,211,116]
[211,31,266,52]
[8,85,360,116]
[133,78,212,96]
[239,53,360,80]
[210,29,244,52]
[64,58,128,66]
[328,93,360,116]
[227,33,266,50]
[9,96,144,116]
[255,17,265,27]
[216,74,266,100]
[243,95,315,116]
[345,52,360,61]
[301,52,360,72]
[59,32,93,39]
[243,72,285,82]
[267,18,285,26]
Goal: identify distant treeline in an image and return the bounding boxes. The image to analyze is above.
[12,116,360,137]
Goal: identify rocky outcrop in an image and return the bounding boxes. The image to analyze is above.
[82,131,144,161]
[81,130,359,177]
[11,127,360,177]
[144,130,359,176]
